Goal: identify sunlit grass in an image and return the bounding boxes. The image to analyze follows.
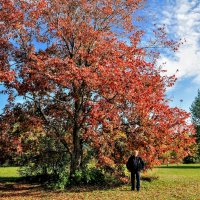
[0,167,20,178]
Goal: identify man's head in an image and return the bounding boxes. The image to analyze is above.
[133,150,139,156]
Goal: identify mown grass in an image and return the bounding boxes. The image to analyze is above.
[0,167,21,183]
[0,164,200,200]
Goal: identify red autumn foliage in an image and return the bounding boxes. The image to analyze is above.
[0,0,195,178]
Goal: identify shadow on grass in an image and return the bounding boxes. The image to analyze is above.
[141,176,158,182]
[0,192,42,199]
[156,165,200,169]
[61,178,155,193]
[0,182,41,191]
[0,175,42,198]
[0,177,24,183]
[0,182,128,199]
[63,184,125,193]
[0,178,127,194]
[0,175,155,197]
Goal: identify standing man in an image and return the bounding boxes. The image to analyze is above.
[126,150,145,191]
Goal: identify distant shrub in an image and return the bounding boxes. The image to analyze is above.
[183,156,198,164]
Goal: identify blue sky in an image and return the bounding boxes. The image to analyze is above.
[144,0,200,112]
[0,0,200,114]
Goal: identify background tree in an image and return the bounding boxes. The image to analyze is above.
[0,0,195,185]
[190,89,200,160]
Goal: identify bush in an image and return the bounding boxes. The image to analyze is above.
[85,168,105,185]
[183,156,198,164]
[70,168,106,186]
[52,170,70,189]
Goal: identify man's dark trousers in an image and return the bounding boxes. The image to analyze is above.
[131,171,140,191]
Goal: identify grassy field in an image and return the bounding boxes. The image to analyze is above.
[0,164,200,200]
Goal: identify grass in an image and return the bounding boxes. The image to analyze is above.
[0,167,21,183]
[0,164,200,200]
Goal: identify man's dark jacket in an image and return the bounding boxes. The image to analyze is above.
[126,155,145,172]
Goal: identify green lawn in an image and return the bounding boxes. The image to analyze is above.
[0,167,21,183]
[0,164,200,200]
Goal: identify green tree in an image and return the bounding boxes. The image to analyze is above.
[190,89,200,159]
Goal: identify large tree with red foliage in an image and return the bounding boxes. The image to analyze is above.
[0,0,195,181]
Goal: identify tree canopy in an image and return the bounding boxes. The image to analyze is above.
[0,0,195,184]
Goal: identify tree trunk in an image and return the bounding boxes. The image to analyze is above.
[70,86,85,182]
[69,126,82,181]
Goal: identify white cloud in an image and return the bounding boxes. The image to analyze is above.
[158,0,200,84]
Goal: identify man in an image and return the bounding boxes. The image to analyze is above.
[126,150,145,191]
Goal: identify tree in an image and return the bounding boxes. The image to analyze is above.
[190,89,200,158]
[0,0,195,184]
[0,0,18,83]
